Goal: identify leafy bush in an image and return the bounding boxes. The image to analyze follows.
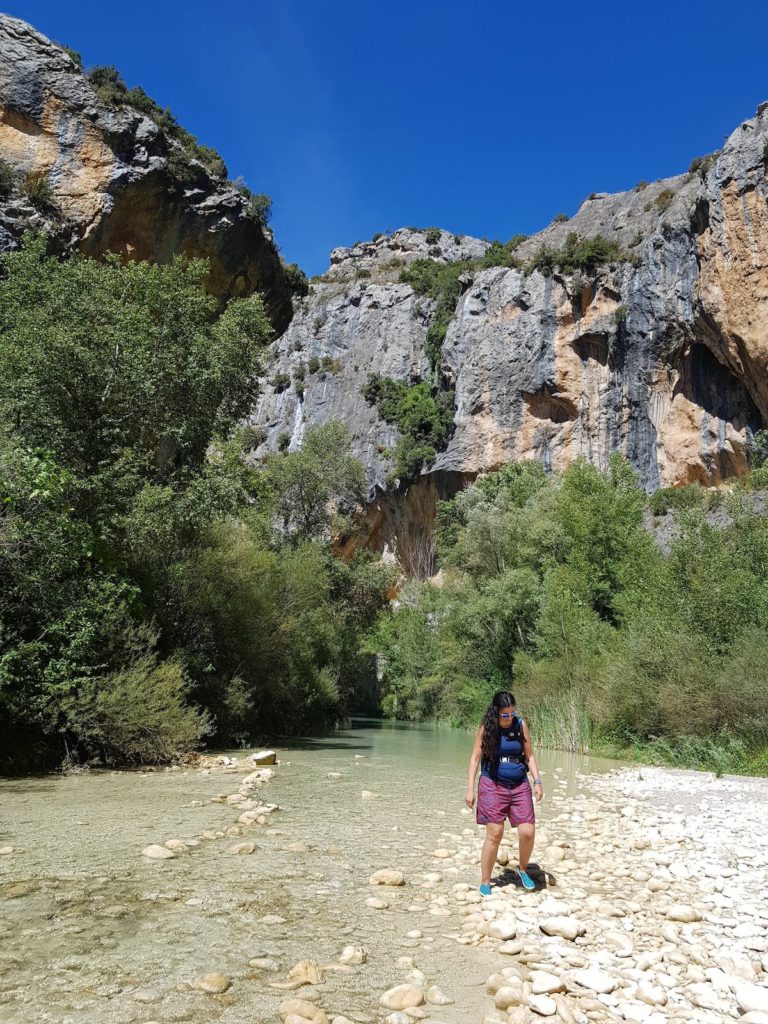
[166,147,201,189]
[750,428,768,469]
[552,212,569,223]
[400,259,471,370]
[263,423,365,542]
[87,65,128,105]
[425,227,441,245]
[240,424,267,450]
[59,656,210,766]
[86,66,227,179]
[0,158,15,198]
[612,304,627,326]
[320,355,343,374]
[689,153,717,176]
[284,262,309,297]
[654,188,675,213]
[363,374,454,480]
[61,45,84,69]
[479,237,525,269]
[527,232,627,276]
[23,172,53,210]
[239,187,272,225]
[277,431,290,451]
[739,465,768,491]
[648,483,710,517]
[270,372,291,393]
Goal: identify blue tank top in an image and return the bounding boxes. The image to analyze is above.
[480,718,527,784]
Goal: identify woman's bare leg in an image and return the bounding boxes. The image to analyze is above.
[517,822,535,871]
[481,822,505,884]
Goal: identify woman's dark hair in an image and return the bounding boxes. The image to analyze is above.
[480,690,516,778]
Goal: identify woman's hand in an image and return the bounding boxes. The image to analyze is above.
[533,781,544,803]
[464,787,475,809]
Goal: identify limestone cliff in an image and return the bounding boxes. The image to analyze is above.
[0,15,292,329]
[250,108,768,571]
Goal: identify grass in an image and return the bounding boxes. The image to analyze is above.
[486,692,768,777]
[522,694,593,753]
[596,732,768,778]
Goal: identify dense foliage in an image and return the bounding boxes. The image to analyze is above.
[0,237,393,771]
[372,458,768,775]
[362,374,454,481]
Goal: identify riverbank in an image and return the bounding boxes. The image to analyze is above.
[1,723,767,1023]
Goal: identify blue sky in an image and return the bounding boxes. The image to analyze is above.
[6,1,768,275]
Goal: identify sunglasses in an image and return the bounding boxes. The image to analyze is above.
[498,712,515,719]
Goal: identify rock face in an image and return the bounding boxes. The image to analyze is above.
[0,15,292,330]
[251,110,768,571]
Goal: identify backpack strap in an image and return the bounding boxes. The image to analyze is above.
[516,716,529,766]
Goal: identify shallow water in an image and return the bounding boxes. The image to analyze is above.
[0,719,620,1024]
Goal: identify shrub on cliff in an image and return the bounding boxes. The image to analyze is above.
[654,188,675,213]
[23,172,53,210]
[283,262,310,297]
[363,374,454,481]
[528,232,627,276]
[86,66,228,179]
[234,182,273,225]
[0,158,15,198]
[750,428,768,469]
[400,259,470,371]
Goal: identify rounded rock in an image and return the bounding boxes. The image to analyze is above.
[665,903,702,923]
[426,985,454,1005]
[572,968,617,994]
[529,993,557,1016]
[193,973,231,994]
[539,917,585,941]
[227,841,257,855]
[369,869,405,886]
[141,845,175,860]
[339,945,366,965]
[379,984,425,1010]
[278,998,328,1023]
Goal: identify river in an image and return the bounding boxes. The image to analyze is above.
[0,719,623,1024]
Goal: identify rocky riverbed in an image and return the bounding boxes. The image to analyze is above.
[1,724,767,1024]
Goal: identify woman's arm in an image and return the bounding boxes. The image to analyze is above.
[465,725,483,808]
[522,719,544,803]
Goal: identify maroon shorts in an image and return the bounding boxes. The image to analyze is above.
[476,775,535,827]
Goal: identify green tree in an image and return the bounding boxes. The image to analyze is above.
[0,236,271,495]
[263,422,366,542]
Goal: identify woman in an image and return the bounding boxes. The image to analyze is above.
[465,690,543,895]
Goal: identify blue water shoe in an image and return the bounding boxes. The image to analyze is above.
[516,867,536,891]
[479,882,492,897]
